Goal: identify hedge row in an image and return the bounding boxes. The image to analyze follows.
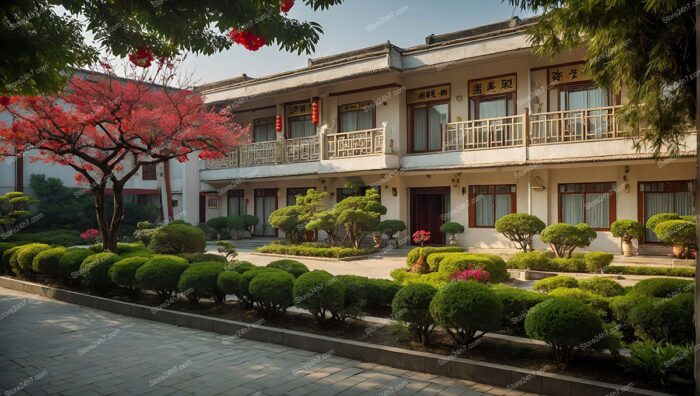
[507,250,614,273]
[256,243,374,258]
[394,250,510,287]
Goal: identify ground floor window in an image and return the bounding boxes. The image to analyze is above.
[639,181,694,242]
[254,189,278,237]
[558,182,616,230]
[287,187,314,206]
[227,190,245,216]
[468,185,516,228]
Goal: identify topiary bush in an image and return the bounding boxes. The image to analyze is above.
[645,213,680,236]
[491,285,551,335]
[240,214,259,233]
[440,222,465,238]
[108,257,149,292]
[32,246,66,279]
[540,223,597,258]
[79,252,121,292]
[525,298,608,364]
[293,270,344,324]
[0,243,17,274]
[584,252,614,273]
[506,250,556,271]
[266,259,309,278]
[3,246,22,277]
[217,270,242,299]
[176,253,227,264]
[579,277,624,297]
[551,256,587,272]
[335,275,368,320]
[548,287,613,321]
[149,223,206,254]
[249,270,295,317]
[405,246,464,267]
[238,267,286,309]
[610,220,643,242]
[436,253,509,283]
[178,262,226,304]
[610,293,652,341]
[224,260,255,274]
[532,276,579,293]
[629,278,694,298]
[376,219,406,240]
[135,255,190,301]
[495,213,546,252]
[429,281,503,347]
[206,216,230,240]
[653,220,696,255]
[14,243,50,278]
[58,248,96,285]
[391,283,437,346]
[628,293,694,344]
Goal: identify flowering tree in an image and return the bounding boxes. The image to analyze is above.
[0,62,247,252]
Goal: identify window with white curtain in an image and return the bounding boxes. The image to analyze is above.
[559,83,610,139]
[287,114,315,138]
[639,181,695,242]
[559,182,616,230]
[411,102,448,153]
[339,102,374,132]
[469,94,516,120]
[469,185,516,227]
[253,117,276,142]
[227,190,245,216]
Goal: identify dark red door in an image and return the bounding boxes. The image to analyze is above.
[410,187,449,245]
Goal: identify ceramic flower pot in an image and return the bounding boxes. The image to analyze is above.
[621,240,634,257]
[372,234,382,248]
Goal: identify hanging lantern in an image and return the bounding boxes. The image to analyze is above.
[275,114,282,132]
[311,97,320,125]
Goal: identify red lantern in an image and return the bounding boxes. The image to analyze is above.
[311,98,320,125]
[275,114,282,132]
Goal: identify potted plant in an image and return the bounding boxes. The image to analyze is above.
[610,219,643,257]
[412,229,431,247]
[376,220,407,249]
[653,219,696,258]
[440,222,465,246]
[371,231,383,248]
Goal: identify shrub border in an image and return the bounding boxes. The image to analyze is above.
[251,252,375,262]
[0,276,668,396]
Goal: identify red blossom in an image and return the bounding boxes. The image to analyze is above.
[128,47,155,68]
[280,0,295,13]
[452,266,491,283]
[228,28,267,51]
[412,230,431,245]
[0,96,11,107]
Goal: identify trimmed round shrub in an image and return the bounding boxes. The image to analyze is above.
[579,277,624,297]
[3,246,22,276]
[177,253,227,264]
[391,283,437,345]
[406,246,464,267]
[135,255,189,301]
[629,278,694,298]
[548,287,612,321]
[58,248,96,284]
[429,281,502,346]
[149,223,206,254]
[266,259,309,278]
[628,293,694,344]
[610,293,652,340]
[365,278,401,307]
[437,253,509,283]
[491,285,550,335]
[109,257,149,291]
[224,260,255,274]
[226,215,245,231]
[610,220,643,241]
[584,252,614,273]
[533,276,579,294]
[178,262,226,304]
[645,213,680,234]
[495,213,546,252]
[525,298,606,364]
[507,251,556,271]
[551,256,586,272]
[238,267,287,309]
[240,214,259,231]
[217,271,242,298]
[293,270,345,324]
[440,222,465,237]
[540,223,597,258]
[376,219,406,239]
[249,270,295,317]
[206,216,230,239]
[79,252,121,292]
[32,246,66,278]
[653,220,695,248]
[14,243,50,278]
[0,243,17,274]
[335,275,368,320]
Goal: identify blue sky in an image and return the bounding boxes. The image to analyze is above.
[181,1,536,85]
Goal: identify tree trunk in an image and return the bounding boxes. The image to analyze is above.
[93,188,113,252]
[106,184,125,252]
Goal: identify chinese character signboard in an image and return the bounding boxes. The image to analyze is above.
[468,74,517,97]
[547,63,589,86]
[254,116,275,126]
[339,101,374,112]
[286,102,311,117]
[407,84,450,104]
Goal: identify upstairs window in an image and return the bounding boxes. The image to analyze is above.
[407,85,450,153]
[286,102,315,138]
[253,116,276,142]
[339,101,374,132]
[468,74,517,120]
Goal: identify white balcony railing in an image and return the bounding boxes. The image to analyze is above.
[326,127,386,159]
[442,114,525,151]
[285,135,320,163]
[239,140,284,166]
[529,105,623,144]
[204,150,239,169]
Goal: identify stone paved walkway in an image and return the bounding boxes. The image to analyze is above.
[0,288,530,396]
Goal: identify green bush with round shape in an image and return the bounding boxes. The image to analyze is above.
[240,214,259,231]
[495,213,546,252]
[436,253,509,283]
[628,293,694,344]
[391,283,437,345]
[0,242,17,274]
[645,213,680,235]
[653,220,696,249]
[610,220,644,241]
[178,262,226,304]
[135,255,189,301]
[629,278,694,297]
[108,257,149,291]
[364,278,401,307]
[224,260,255,274]
[293,270,345,324]
[14,243,50,278]
[584,252,614,273]
[548,287,612,321]
[506,251,556,271]
[375,219,406,239]
[238,267,286,309]
[32,246,66,278]
[217,271,242,298]
[79,252,120,292]
[551,256,587,272]
[429,281,502,347]
[524,298,606,364]
[439,222,465,237]
[3,246,21,276]
[335,275,368,320]
[540,223,597,258]
[176,253,227,264]
[491,285,551,335]
[58,248,96,284]
[266,259,309,278]
[579,277,624,297]
[532,276,579,294]
[149,223,206,254]
[249,270,295,317]
[406,246,464,267]
[226,215,245,231]
[206,216,230,239]
[610,293,652,341]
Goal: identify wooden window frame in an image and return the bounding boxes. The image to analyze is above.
[468,185,517,228]
[557,182,617,231]
[555,81,614,112]
[407,100,450,154]
[637,180,695,244]
[337,102,376,133]
[206,195,219,209]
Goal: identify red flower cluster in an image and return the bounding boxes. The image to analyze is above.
[228,29,266,51]
[80,228,101,243]
[280,0,295,13]
[452,266,491,284]
[128,47,155,68]
[0,96,13,107]
[412,230,431,245]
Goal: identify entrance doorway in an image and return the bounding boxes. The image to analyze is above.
[254,189,278,237]
[410,187,449,245]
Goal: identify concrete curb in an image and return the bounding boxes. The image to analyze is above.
[0,276,669,396]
